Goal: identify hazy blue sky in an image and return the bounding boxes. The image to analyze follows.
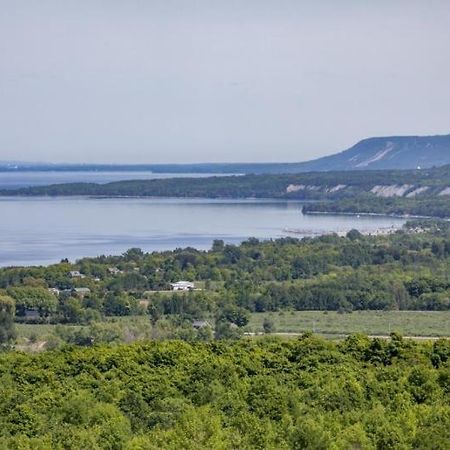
[1,0,450,163]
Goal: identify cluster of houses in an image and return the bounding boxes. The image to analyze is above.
[48,272,196,298]
[18,264,200,322]
[45,271,96,298]
[18,269,207,329]
[48,287,91,297]
[44,270,196,309]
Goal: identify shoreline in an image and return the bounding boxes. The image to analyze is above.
[303,209,440,221]
[1,193,447,221]
[283,226,401,238]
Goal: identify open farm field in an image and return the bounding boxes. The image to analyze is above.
[248,310,450,337]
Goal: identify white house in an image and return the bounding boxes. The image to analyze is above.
[170,281,195,291]
[69,271,85,279]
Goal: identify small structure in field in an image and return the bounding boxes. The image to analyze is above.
[73,287,91,297]
[108,267,122,275]
[23,309,41,320]
[170,281,195,291]
[192,320,211,329]
[139,299,150,309]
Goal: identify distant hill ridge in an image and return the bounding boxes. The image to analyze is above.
[2,133,450,173]
[297,134,450,171]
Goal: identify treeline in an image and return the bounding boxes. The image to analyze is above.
[0,335,449,448]
[303,195,450,219]
[3,165,450,200]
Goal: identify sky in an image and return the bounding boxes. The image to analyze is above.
[1,0,450,164]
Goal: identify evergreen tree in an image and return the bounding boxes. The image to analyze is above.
[0,295,16,346]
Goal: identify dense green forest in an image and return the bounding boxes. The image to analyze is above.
[1,220,450,349]
[0,335,450,449]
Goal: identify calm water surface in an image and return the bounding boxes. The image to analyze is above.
[0,197,405,267]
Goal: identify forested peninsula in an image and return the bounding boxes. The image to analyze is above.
[3,165,450,218]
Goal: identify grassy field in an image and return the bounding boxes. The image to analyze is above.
[248,310,450,337]
[15,319,144,343]
[15,323,59,339]
[15,323,83,343]
[14,311,450,348]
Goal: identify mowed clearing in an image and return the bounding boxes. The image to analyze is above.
[248,310,450,338]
